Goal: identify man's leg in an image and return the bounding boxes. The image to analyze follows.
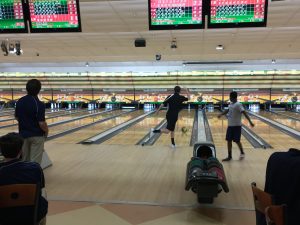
[236,142,244,154]
[170,131,175,146]
[222,141,232,161]
[236,142,245,159]
[223,127,232,161]
[235,126,244,159]
[30,136,45,164]
[161,128,170,134]
[21,138,31,161]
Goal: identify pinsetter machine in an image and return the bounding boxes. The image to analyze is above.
[185,142,229,203]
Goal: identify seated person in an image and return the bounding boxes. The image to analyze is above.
[263,148,300,225]
[0,132,48,225]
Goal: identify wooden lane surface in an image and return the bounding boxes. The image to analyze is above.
[102,110,165,145]
[258,111,300,131]
[0,108,92,127]
[0,109,105,136]
[0,108,85,120]
[154,110,195,147]
[49,110,145,144]
[206,112,253,155]
[48,110,122,137]
[44,142,273,209]
[45,109,104,124]
[243,114,300,150]
[284,111,300,119]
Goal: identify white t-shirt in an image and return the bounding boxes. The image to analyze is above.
[227,102,244,127]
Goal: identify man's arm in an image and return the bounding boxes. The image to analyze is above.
[185,87,190,101]
[37,103,48,137]
[156,95,170,114]
[15,102,19,121]
[218,109,229,118]
[39,121,49,137]
[242,111,254,127]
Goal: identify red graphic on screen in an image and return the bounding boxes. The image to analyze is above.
[150,0,202,24]
[29,0,78,25]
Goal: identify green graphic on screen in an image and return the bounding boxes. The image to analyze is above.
[29,0,79,29]
[150,0,202,26]
[0,0,25,29]
[211,0,266,24]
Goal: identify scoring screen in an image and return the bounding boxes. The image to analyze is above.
[29,0,81,31]
[149,0,203,30]
[209,0,267,27]
[0,0,26,32]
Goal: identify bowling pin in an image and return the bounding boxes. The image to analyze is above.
[51,103,54,109]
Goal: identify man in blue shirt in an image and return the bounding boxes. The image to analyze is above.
[263,148,300,225]
[15,79,48,164]
[0,132,48,225]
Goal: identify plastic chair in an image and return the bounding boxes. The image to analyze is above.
[265,205,287,225]
[0,184,39,225]
[251,182,274,225]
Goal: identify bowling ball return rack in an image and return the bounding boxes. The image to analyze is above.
[185,142,229,204]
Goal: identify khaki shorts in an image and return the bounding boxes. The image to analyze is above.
[22,136,45,164]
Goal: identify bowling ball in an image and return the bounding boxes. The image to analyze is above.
[181,127,188,133]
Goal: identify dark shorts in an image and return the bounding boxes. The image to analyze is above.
[166,115,178,132]
[226,126,242,142]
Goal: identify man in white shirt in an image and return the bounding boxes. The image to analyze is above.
[218,91,254,161]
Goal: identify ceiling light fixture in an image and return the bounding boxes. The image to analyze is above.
[271,59,276,64]
[85,62,89,67]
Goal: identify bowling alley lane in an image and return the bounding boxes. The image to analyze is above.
[102,110,165,145]
[257,110,300,131]
[0,109,107,136]
[50,110,145,144]
[48,109,122,137]
[282,110,300,120]
[45,109,104,124]
[206,112,253,151]
[154,109,195,147]
[243,114,300,150]
[0,108,92,127]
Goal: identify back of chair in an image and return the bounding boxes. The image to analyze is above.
[265,205,287,225]
[0,184,39,225]
[251,182,273,214]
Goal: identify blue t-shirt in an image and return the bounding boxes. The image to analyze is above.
[264,149,300,225]
[0,159,48,223]
[15,95,45,138]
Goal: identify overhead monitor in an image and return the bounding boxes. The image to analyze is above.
[0,0,27,33]
[208,0,268,28]
[28,0,81,33]
[149,0,204,30]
